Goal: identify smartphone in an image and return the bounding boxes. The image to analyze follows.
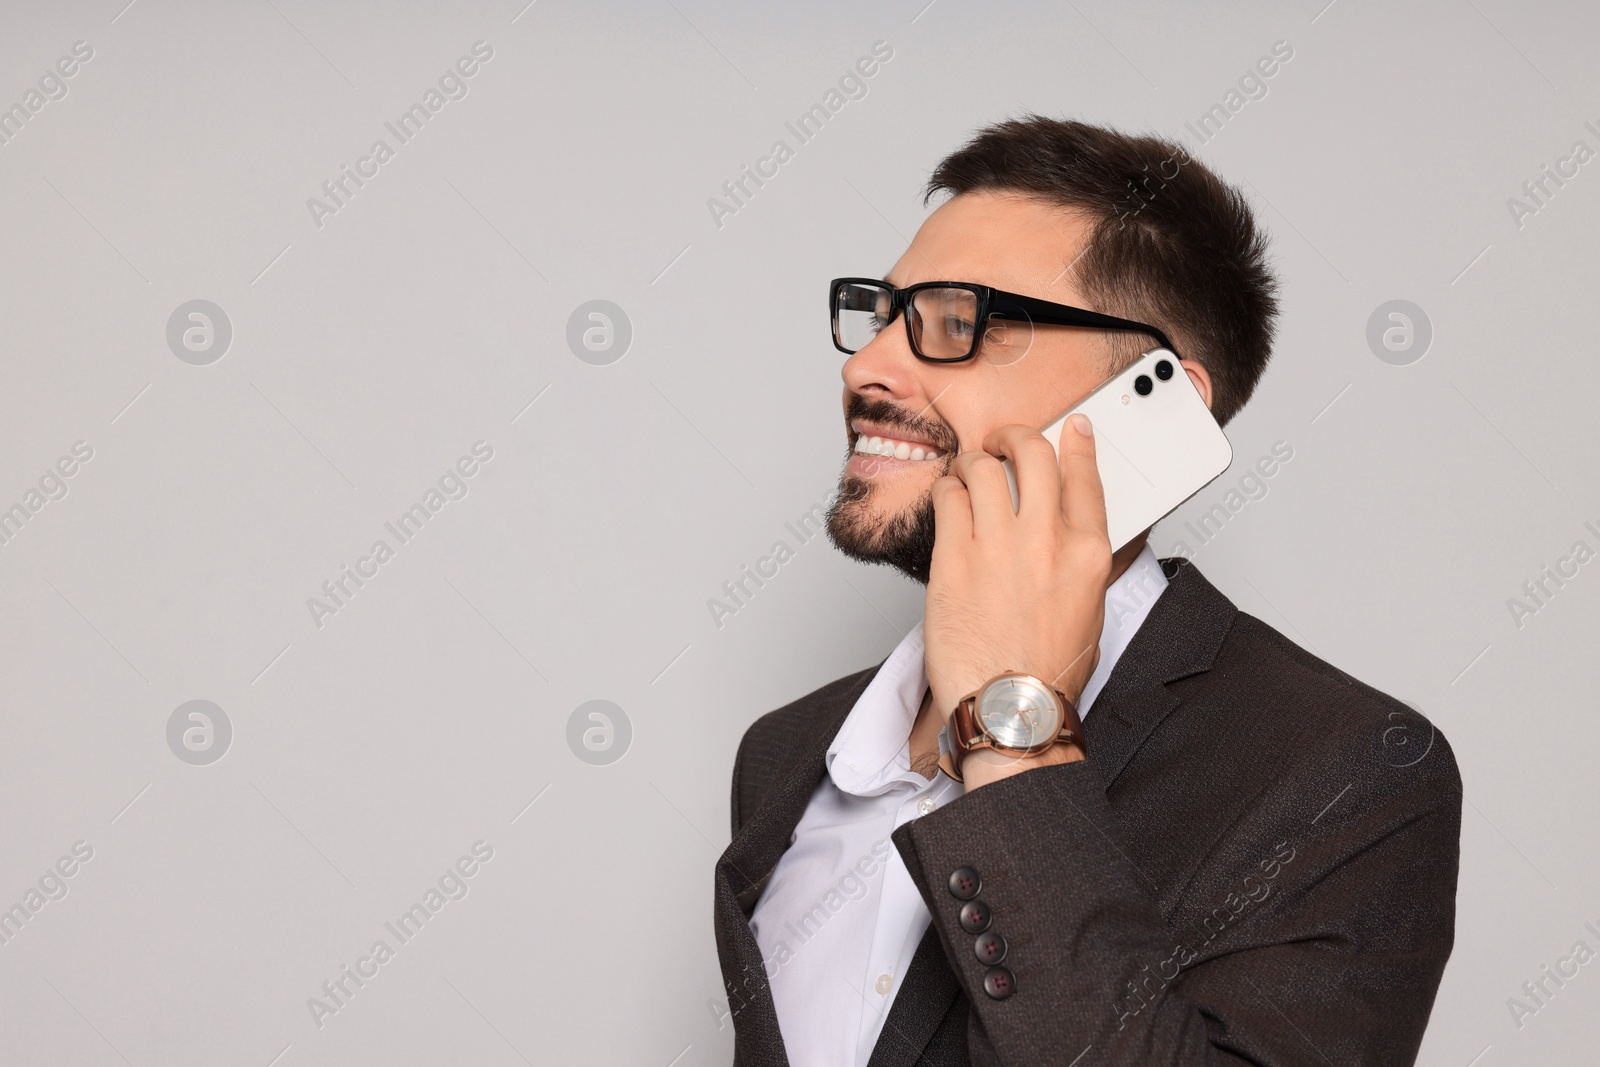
[1001,348,1233,552]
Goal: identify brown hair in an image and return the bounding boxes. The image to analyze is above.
[926,115,1278,427]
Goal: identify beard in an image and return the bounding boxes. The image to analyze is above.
[825,396,958,586]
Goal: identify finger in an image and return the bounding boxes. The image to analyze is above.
[930,473,973,545]
[1056,413,1111,543]
[984,423,1061,521]
[950,449,1013,538]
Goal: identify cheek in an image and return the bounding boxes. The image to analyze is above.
[936,397,1008,453]
[921,374,986,446]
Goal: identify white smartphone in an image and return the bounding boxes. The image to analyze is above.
[1001,348,1233,552]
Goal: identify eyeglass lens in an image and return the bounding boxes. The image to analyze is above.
[833,282,980,360]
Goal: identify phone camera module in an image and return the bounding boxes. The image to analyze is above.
[1154,359,1174,381]
[1134,374,1153,396]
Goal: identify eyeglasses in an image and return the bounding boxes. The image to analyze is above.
[829,277,1178,363]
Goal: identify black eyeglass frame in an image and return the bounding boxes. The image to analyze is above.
[829,277,1179,363]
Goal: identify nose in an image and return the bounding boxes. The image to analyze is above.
[842,320,920,401]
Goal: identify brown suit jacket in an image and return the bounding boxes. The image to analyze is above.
[713,556,1461,1066]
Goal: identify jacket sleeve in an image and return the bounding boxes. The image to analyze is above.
[889,740,1461,1066]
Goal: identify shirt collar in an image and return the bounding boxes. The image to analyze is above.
[825,542,1170,796]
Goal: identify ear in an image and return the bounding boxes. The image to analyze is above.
[1179,358,1214,411]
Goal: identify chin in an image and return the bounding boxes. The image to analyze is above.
[825,471,937,586]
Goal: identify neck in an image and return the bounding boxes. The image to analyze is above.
[1108,530,1149,587]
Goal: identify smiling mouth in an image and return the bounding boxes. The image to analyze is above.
[852,435,945,461]
[849,419,946,462]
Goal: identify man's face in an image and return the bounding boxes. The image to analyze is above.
[825,191,1118,583]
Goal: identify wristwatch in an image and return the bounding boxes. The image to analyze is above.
[937,672,1086,783]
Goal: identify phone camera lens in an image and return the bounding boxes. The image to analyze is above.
[1134,374,1153,396]
[1154,359,1173,381]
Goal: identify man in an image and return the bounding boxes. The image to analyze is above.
[713,116,1460,1067]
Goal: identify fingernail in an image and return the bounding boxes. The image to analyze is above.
[1070,413,1092,436]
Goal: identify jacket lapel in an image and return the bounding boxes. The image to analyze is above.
[1083,556,1237,788]
[714,666,879,1067]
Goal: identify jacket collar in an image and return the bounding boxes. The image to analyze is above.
[713,555,1237,1067]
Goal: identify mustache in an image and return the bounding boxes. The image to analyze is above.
[845,395,960,454]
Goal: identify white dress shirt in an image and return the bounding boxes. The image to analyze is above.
[747,543,1170,1067]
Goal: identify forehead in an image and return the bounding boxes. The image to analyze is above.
[885,191,1093,301]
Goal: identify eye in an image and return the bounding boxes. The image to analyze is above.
[943,315,975,337]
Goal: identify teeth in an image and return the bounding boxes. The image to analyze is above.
[853,433,942,460]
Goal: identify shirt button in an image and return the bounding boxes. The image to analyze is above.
[875,973,893,995]
[917,796,937,815]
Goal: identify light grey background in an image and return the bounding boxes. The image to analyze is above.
[0,0,1594,1063]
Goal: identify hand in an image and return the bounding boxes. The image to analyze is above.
[923,413,1113,741]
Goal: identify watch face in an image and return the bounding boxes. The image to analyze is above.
[976,675,1063,750]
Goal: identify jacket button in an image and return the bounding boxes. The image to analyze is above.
[947,866,982,900]
[982,966,1016,1000]
[974,930,1007,965]
[958,899,992,934]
